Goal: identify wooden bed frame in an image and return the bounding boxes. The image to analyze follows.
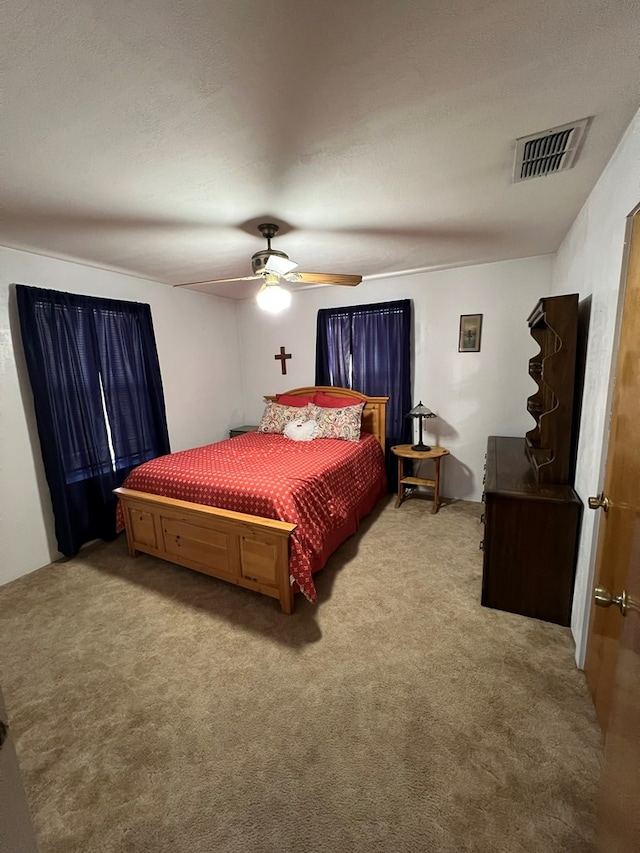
[114,387,387,614]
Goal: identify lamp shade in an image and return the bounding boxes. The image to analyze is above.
[256,282,291,313]
[406,401,435,419]
[405,401,436,451]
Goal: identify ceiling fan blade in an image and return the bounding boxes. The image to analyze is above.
[173,274,262,288]
[264,255,298,276]
[291,272,362,286]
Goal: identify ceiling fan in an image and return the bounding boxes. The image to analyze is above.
[174,223,362,311]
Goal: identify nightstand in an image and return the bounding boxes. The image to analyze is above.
[229,425,258,438]
[391,445,450,514]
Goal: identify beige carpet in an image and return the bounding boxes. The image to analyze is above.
[0,497,602,853]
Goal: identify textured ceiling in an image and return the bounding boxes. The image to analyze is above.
[2,0,639,299]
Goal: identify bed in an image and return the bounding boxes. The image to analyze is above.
[114,387,388,613]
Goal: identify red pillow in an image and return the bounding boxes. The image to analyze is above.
[276,393,315,407]
[315,391,361,408]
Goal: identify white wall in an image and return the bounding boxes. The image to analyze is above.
[0,247,244,585]
[551,108,640,666]
[237,255,554,502]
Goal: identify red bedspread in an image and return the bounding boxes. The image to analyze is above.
[117,431,386,601]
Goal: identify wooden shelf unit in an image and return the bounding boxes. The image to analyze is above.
[525,293,578,484]
[480,293,583,625]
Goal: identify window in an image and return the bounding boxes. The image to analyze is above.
[315,299,412,489]
[16,285,170,556]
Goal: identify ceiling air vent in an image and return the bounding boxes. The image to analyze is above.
[513,118,590,182]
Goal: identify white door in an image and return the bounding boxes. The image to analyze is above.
[584,208,640,851]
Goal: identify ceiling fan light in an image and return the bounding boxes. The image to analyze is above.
[256,282,292,313]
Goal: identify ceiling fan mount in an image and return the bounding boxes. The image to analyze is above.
[257,222,279,242]
[250,223,291,274]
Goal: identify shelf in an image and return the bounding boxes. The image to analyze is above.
[527,302,547,328]
[526,441,553,472]
[524,294,578,484]
[400,475,436,488]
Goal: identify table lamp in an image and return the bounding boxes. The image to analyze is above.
[406,401,436,451]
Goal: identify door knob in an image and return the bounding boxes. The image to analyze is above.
[588,492,610,512]
[594,586,640,617]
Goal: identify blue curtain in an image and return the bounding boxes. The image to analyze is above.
[315,311,353,388]
[16,285,170,557]
[315,299,412,489]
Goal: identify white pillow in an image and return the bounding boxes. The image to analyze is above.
[284,418,320,442]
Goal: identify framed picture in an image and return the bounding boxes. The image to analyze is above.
[458,313,483,352]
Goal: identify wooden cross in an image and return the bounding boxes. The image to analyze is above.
[274,346,292,375]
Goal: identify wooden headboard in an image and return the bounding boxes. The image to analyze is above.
[265,386,388,453]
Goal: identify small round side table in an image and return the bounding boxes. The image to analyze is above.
[390,445,450,514]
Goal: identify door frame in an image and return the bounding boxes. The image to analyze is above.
[575,202,640,668]
[583,205,640,721]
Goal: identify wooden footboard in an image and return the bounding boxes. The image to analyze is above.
[114,487,297,613]
[115,387,387,614]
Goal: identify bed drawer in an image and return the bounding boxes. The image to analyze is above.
[161,515,238,580]
[127,505,161,550]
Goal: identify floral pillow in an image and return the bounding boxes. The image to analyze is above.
[258,401,314,434]
[308,402,365,441]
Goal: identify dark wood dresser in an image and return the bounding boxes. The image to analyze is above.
[480,292,584,626]
[481,436,582,626]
